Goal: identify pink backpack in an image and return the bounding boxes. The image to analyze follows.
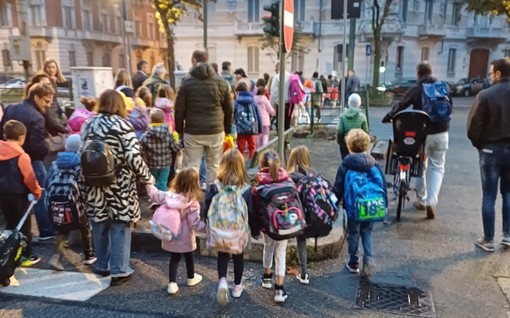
[150,193,185,241]
[289,74,305,105]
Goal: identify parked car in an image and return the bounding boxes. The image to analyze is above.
[384,78,417,98]
[455,78,484,97]
[4,78,26,89]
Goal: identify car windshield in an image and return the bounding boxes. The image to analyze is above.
[457,79,467,85]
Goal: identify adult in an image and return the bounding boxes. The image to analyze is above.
[270,62,291,130]
[220,61,236,91]
[79,89,154,285]
[0,83,56,242]
[114,68,134,98]
[143,63,169,106]
[311,72,324,122]
[345,70,360,104]
[174,49,233,185]
[132,60,149,93]
[42,59,67,123]
[467,58,510,252]
[234,68,252,91]
[382,62,452,219]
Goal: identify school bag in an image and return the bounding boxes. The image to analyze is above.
[150,194,183,242]
[207,181,250,254]
[46,164,84,232]
[289,74,305,105]
[296,172,339,240]
[421,81,452,123]
[255,180,305,240]
[235,101,260,135]
[343,166,387,222]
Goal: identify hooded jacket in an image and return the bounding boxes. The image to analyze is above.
[147,185,205,253]
[0,140,41,197]
[337,108,369,144]
[175,63,233,135]
[142,76,169,107]
[67,108,95,134]
[45,152,81,206]
[333,153,387,210]
[234,91,263,135]
[254,94,275,127]
[139,124,182,168]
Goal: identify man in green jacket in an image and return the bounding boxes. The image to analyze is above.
[336,93,369,159]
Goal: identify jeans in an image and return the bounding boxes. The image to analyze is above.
[217,252,244,285]
[150,167,171,191]
[478,144,510,241]
[54,222,94,258]
[263,234,288,277]
[32,160,55,237]
[91,219,133,278]
[169,252,194,282]
[200,154,206,184]
[296,236,308,275]
[0,194,32,257]
[184,132,225,185]
[416,132,449,207]
[347,218,373,266]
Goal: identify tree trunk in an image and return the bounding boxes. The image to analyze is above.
[166,28,176,89]
[371,30,381,91]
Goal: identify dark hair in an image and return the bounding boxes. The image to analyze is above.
[221,61,231,71]
[192,49,208,63]
[327,75,332,79]
[256,78,266,87]
[137,60,148,71]
[79,96,97,112]
[97,89,126,118]
[3,120,26,140]
[235,82,248,92]
[256,86,266,96]
[263,73,270,83]
[28,82,54,100]
[211,62,218,74]
[491,58,510,78]
[234,68,247,78]
[312,72,319,78]
[24,72,52,98]
[416,62,432,78]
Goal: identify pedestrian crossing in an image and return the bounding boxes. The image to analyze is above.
[0,268,110,301]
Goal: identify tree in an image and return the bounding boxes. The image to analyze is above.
[152,0,204,89]
[462,0,510,22]
[370,0,396,91]
[259,31,307,60]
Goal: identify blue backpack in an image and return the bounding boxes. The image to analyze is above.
[421,81,452,123]
[235,102,260,135]
[344,166,387,222]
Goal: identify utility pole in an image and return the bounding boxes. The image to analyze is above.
[203,0,208,50]
[347,18,356,72]
[340,0,348,109]
[277,1,286,162]
[121,0,132,74]
[15,0,31,81]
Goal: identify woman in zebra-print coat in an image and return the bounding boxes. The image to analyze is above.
[79,89,154,286]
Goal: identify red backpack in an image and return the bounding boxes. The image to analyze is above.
[289,74,305,105]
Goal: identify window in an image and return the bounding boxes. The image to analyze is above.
[504,49,510,57]
[101,13,110,33]
[116,16,122,34]
[451,2,461,26]
[63,6,74,28]
[119,53,125,68]
[135,20,141,37]
[447,48,456,77]
[401,0,408,23]
[69,50,76,67]
[421,47,429,61]
[206,1,216,23]
[30,5,43,26]
[247,47,259,73]
[83,10,92,30]
[102,52,111,67]
[294,0,305,22]
[35,49,46,70]
[396,46,404,73]
[424,0,433,23]
[147,14,155,39]
[87,52,94,66]
[0,4,9,26]
[2,49,11,67]
[247,0,259,23]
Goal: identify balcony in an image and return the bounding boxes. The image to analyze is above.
[234,21,263,37]
[358,15,404,42]
[131,38,158,49]
[466,26,507,42]
[81,31,122,45]
[418,24,446,40]
[295,21,315,36]
[28,26,54,39]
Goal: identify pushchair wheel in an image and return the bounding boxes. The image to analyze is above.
[2,278,10,286]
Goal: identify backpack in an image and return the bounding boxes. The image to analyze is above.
[46,164,84,232]
[289,74,305,105]
[255,180,305,240]
[81,119,117,187]
[421,81,452,123]
[235,102,260,135]
[207,181,250,254]
[150,194,183,242]
[296,173,339,239]
[343,166,387,222]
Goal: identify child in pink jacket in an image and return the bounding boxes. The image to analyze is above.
[67,97,95,134]
[146,168,205,295]
[254,86,275,147]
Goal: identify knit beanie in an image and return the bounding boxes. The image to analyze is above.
[65,134,81,152]
[348,93,362,109]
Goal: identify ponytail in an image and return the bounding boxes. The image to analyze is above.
[259,149,281,181]
[268,158,279,181]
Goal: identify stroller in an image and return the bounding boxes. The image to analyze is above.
[0,200,37,286]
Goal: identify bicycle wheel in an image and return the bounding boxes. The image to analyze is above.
[396,180,405,222]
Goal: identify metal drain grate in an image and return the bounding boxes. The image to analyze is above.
[354,279,436,317]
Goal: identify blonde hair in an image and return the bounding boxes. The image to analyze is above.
[97,89,127,118]
[136,86,152,107]
[345,128,371,153]
[114,68,132,88]
[158,84,175,100]
[217,149,249,187]
[259,149,281,181]
[150,108,164,124]
[287,146,312,174]
[43,59,66,83]
[170,168,203,202]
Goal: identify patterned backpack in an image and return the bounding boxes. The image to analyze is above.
[150,193,184,242]
[207,181,250,254]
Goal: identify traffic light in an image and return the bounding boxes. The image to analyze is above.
[262,2,280,37]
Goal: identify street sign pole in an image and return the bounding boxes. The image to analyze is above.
[340,0,348,109]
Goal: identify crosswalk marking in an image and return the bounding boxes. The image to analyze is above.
[0,268,110,301]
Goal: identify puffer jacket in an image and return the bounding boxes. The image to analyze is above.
[147,185,205,253]
[337,108,369,144]
[67,108,95,134]
[143,76,169,107]
[139,123,182,168]
[174,63,233,135]
[79,113,153,223]
[234,91,263,135]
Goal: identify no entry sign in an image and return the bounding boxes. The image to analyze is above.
[283,0,294,53]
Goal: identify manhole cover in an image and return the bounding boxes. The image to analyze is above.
[354,279,436,317]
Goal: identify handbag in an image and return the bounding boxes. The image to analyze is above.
[45,133,68,153]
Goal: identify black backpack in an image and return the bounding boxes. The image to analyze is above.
[81,121,117,187]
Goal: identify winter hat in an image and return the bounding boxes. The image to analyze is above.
[348,93,362,109]
[65,134,81,152]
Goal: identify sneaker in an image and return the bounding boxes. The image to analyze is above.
[187,273,203,286]
[361,259,376,278]
[261,273,273,289]
[426,205,436,219]
[83,255,97,265]
[413,200,426,211]
[346,262,360,274]
[274,286,288,303]
[48,253,64,271]
[110,274,132,286]
[93,269,111,277]
[167,282,179,295]
[502,236,510,247]
[217,278,229,305]
[296,273,309,284]
[475,237,495,252]
[232,284,244,298]
[37,235,56,241]
[20,255,41,267]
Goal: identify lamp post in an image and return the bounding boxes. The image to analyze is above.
[121,0,132,74]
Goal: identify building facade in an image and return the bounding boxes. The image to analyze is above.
[1,0,510,86]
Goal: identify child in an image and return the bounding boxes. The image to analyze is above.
[46,134,96,270]
[336,94,369,159]
[127,97,149,140]
[333,129,387,277]
[140,108,182,192]
[67,96,96,134]
[154,84,176,132]
[254,86,275,148]
[0,120,42,267]
[146,168,205,295]
[203,149,259,305]
[234,82,262,160]
[135,86,152,110]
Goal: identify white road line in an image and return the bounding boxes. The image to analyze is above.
[0,268,110,301]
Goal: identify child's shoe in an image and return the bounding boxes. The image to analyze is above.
[187,273,202,286]
[232,284,244,298]
[21,255,41,268]
[261,272,273,289]
[346,262,360,274]
[296,273,310,284]
[274,285,288,303]
[48,254,64,271]
[167,282,179,295]
[83,254,97,265]
[217,278,229,305]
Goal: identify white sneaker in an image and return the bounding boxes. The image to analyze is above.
[296,273,309,284]
[167,282,179,295]
[217,279,229,305]
[232,284,243,298]
[187,273,203,286]
[274,288,288,303]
